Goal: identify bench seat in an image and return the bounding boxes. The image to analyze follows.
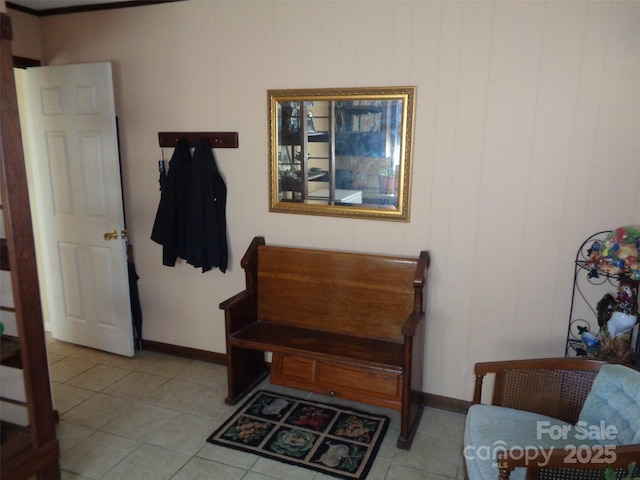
[228,322,404,371]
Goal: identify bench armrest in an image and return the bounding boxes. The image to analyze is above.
[415,250,430,286]
[496,445,640,480]
[219,290,249,310]
[401,311,424,336]
[219,290,256,335]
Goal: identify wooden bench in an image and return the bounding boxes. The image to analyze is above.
[220,236,430,449]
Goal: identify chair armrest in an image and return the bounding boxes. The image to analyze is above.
[401,312,424,336]
[496,445,640,480]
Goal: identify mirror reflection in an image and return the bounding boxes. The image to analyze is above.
[269,87,416,221]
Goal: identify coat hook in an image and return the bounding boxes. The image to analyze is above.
[158,132,239,148]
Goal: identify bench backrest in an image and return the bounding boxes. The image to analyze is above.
[255,244,422,342]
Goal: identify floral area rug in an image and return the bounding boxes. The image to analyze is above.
[207,390,389,480]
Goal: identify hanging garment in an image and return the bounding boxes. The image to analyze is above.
[151,138,192,266]
[128,259,143,350]
[185,139,228,273]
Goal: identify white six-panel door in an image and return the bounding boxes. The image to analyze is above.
[19,62,133,357]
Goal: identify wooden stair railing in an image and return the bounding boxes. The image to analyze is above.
[0,11,61,480]
[1,236,22,368]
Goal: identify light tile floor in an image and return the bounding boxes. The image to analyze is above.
[45,335,466,480]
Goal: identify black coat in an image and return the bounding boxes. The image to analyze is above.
[150,138,228,273]
[150,138,191,266]
[185,139,228,273]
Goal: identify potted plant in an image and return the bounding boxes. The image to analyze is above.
[378,165,397,194]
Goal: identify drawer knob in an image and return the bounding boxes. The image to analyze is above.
[328,390,337,396]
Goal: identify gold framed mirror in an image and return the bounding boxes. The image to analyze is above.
[268,86,416,222]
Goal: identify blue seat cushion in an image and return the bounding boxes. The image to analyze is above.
[464,405,598,480]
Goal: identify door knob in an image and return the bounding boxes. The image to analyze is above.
[104,230,118,241]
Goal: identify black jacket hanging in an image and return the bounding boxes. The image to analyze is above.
[185,139,228,273]
[151,138,192,266]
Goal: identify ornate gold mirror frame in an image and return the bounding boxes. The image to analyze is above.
[268,86,416,221]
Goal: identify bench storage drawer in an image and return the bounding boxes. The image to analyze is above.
[271,353,402,409]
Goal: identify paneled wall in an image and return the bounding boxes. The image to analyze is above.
[9,1,640,401]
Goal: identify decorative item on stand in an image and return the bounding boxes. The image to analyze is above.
[567,226,640,365]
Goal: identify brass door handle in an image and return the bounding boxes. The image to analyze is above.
[104,230,118,241]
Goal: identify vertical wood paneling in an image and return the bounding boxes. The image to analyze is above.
[402,1,440,265]
[272,2,310,88]
[585,2,640,229]
[390,3,414,88]
[467,2,545,367]
[174,1,209,128]
[28,0,640,400]
[352,2,395,86]
[423,0,463,392]
[308,3,341,87]
[514,2,587,360]
[109,9,146,230]
[336,2,359,87]
[441,1,494,396]
[228,1,264,269]
[547,3,612,355]
[236,2,271,267]
[212,2,240,130]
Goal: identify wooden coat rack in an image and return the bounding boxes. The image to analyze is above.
[158,132,239,148]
